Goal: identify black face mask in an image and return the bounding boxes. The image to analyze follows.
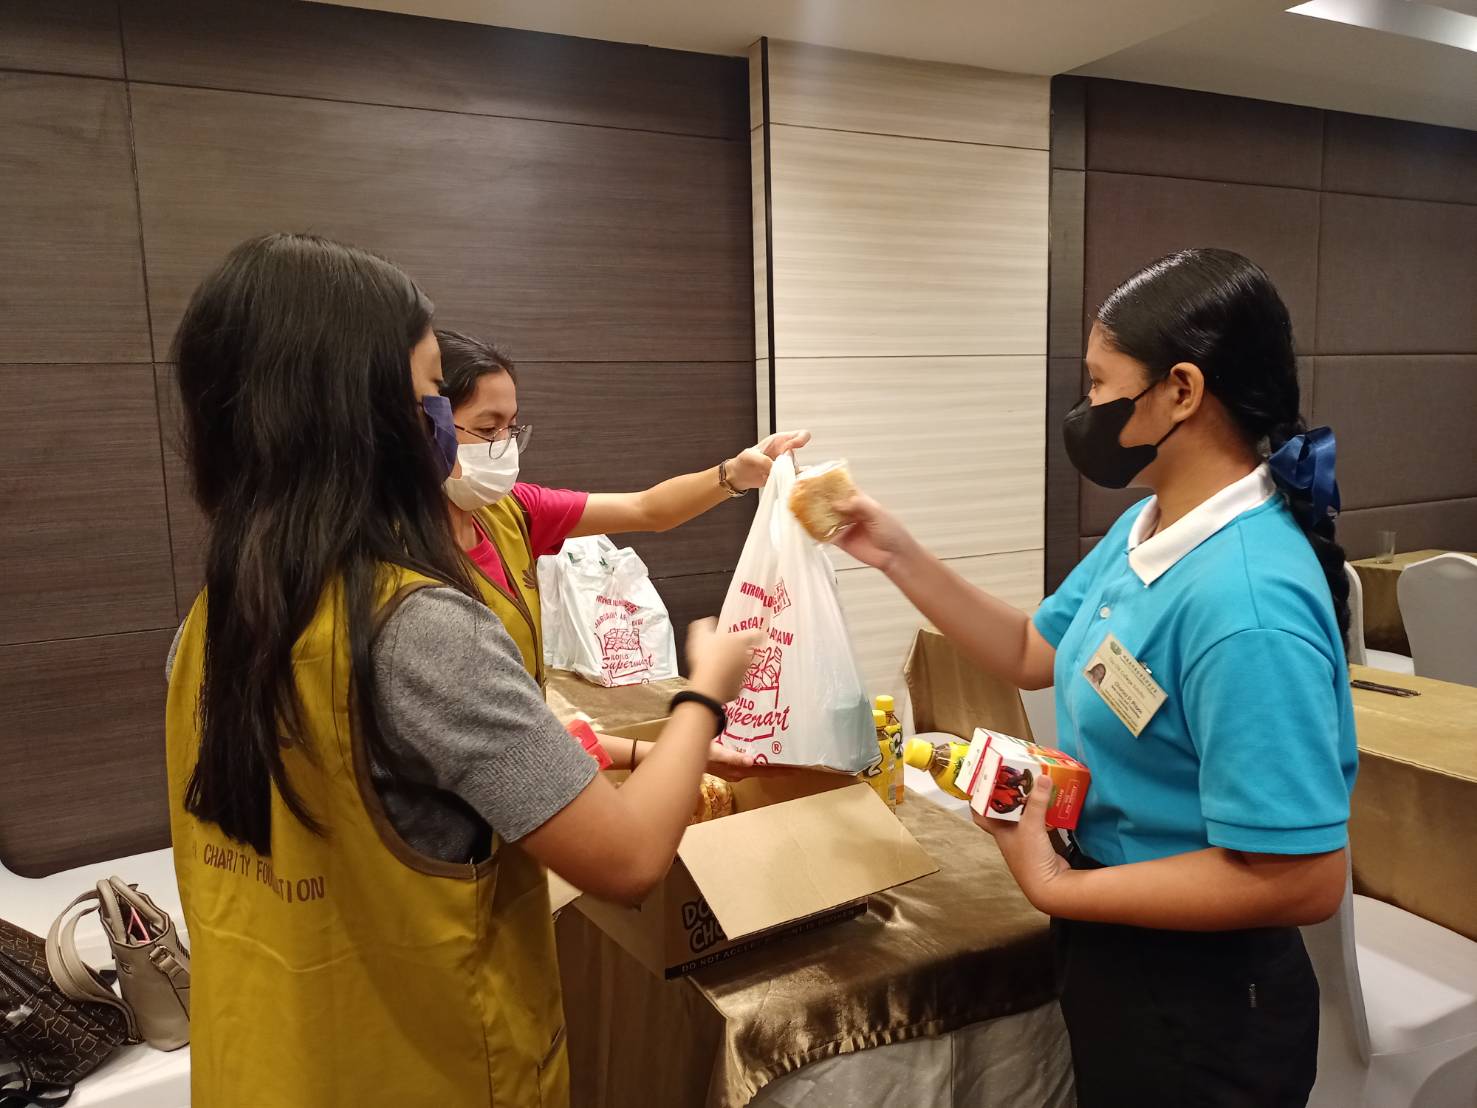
[1062,381,1179,490]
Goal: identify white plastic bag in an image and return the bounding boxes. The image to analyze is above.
[537,535,678,687]
[716,454,875,772]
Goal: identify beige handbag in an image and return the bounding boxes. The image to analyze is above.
[45,877,191,1052]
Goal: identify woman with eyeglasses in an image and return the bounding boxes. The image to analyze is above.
[165,234,762,1107]
[434,328,809,776]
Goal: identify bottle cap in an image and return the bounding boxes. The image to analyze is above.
[875,695,895,712]
[903,738,935,770]
[872,709,887,727]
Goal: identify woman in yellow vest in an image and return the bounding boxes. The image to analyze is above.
[164,232,760,1108]
[433,328,808,775]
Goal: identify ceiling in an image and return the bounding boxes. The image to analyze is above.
[311,0,1476,130]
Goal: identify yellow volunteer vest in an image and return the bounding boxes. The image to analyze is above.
[471,495,545,687]
[165,565,568,1108]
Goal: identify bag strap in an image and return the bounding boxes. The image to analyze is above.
[0,1069,72,1108]
[43,893,138,1040]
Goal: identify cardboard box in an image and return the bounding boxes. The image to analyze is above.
[956,727,1091,830]
[571,720,938,978]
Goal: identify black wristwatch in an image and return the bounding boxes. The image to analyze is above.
[669,691,728,737]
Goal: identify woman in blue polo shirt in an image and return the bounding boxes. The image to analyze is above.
[836,248,1355,1107]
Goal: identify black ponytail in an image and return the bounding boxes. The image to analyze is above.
[1097,248,1351,643]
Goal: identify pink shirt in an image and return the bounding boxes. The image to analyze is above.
[465,482,589,592]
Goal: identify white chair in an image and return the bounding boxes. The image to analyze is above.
[1344,563,1415,674]
[1398,553,1477,687]
[1302,867,1477,1107]
[1,848,191,1107]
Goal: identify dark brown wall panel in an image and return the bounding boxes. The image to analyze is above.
[646,571,733,674]
[1045,356,1082,591]
[0,73,151,363]
[1048,169,1086,363]
[1087,80,1323,191]
[1080,481,1146,538]
[121,0,746,140]
[0,630,173,877]
[1324,112,1477,206]
[1082,172,1320,354]
[1337,497,1477,562]
[1311,355,1477,510]
[129,84,752,364]
[0,0,122,79]
[153,364,205,616]
[1316,193,1477,355]
[0,364,175,645]
[516,361,756,581]
[1050,76,1086,172]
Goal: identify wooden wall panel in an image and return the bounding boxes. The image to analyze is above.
[1316,193,1477,355]
[1337,498,1477,561]
[120,0,746,139]
[1323,112,1477,206]
[770,125,1048,358]
[774,356,1044,564]
[0,630,173,878]
[152,364,206,616]
[1054,79,1477,584]
[129,84,752,364]
[0,73,151,364]
[1049,76,1086,172]
[1048,169,1086,363]
[514,361,757,581]
[1086,79,1324,189]
[836,551,1043,702]
[0,364,175,645]
[1082,171,1320,354]
[1311,355,1477,509]
[0,1,753,875]
[0,0,122,79]
[764,40,1048,150]
[646,571,733,675]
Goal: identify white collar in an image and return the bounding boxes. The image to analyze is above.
[1127,465,1277,585]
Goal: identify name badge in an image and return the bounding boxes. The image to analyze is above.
[1082,632,1167,737]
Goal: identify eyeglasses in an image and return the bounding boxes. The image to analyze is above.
[454,422,532,460]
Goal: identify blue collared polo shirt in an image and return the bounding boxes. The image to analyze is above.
[1033,467,1358,865]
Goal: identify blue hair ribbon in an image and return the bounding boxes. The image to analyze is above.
[1268,426,1340,527]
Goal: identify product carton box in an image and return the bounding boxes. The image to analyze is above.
[569,719,938,978]
[956,727,1091,830]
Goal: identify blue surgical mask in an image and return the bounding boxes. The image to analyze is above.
[421,395,458,481]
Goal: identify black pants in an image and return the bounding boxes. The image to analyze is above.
[1054,847,1320,1108]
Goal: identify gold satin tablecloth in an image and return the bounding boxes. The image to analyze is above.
[1350,549,1457,655]
[1349,665,1477,941]
[556,794,1055,1108]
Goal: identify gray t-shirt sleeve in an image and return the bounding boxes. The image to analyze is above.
[371,586,597,843]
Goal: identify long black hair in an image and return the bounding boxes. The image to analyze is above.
[435,328,518,409]
[174,232,477,854]
[1096,248,1351,642]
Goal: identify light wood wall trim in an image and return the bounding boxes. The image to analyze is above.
[765,39,1048,151]
[769,125,1048,359]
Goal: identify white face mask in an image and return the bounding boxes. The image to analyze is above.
[444,439,519,511]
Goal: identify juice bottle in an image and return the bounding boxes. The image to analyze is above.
[863,709,898,809]
[885,723,905,806]
[875,696,906,806]
[904,737,972,801]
